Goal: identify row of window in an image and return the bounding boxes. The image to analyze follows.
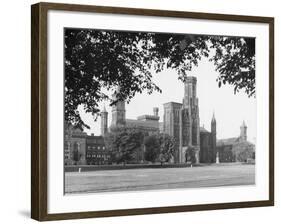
[87,146,106,150]
[86,154,110,159]
[86,139,104,144]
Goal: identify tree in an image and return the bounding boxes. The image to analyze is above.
[210,36,255,97]
[158,133,176,163]
[104,127,144,164]
[65,29,255,129]
[185,146,197,164]
[232,142,255,162]
[144,135,160,163]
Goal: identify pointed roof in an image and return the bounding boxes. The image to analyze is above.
[241,120,247,127]
[126,119,159,129]
[217,137,240,146]
[101,104,107,113]
[211,111,216,122]
[200,126,210,133]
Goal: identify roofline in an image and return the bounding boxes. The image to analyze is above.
[163,101,182,106]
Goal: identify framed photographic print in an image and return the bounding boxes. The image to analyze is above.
[31,2,274,221]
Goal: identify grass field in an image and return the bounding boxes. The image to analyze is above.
[65,163,255,194]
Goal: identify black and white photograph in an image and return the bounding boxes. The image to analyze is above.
[27,1,275,221]
[63,28,256,194]
[64,28,256,194]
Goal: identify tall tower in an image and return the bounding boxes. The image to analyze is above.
[100,105,108,136]
[163,102,182,162]
[211,112,217,162]
[111,88,126,128]
[240,120,247,142]
[179,76,200,163]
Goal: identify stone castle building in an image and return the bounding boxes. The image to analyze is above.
[102,76,216,164]
[216,121,255,163]
[101,76,254,164]
[64,124,110,166]
[162,76,201,163]
[65,75,255,165]
[101,93,161,136]
[64,124,87,165]
[199,114,217,163]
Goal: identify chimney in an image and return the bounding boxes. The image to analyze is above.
[153,107,159,116]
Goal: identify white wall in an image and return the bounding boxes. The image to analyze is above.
[0,0,279,223]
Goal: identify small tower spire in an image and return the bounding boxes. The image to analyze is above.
[100,104,108,136]
[111,87,126,127]
[211,111,216,134]
[240,120,247,142]
[211,111,216,123]
[211,111,217,162]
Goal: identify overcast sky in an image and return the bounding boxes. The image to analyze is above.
[79,57,256,144]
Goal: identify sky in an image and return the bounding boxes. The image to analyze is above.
[79,57,256,144]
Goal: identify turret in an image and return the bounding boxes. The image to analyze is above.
[153,107,159,117]
[211,112,216,134]
[211,112,217,162]
[183,76,198,109]
[111,87,126,127]
[240,120,247,142]
[100,105,108,136]
[180,76,200,163]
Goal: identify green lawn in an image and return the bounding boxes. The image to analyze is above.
[65,163,255,194]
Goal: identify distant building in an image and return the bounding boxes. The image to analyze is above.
[100,106,108,136]
[216,121,255,163]
[199,114,216,163]
[162,77,218,164]
[65,76,255,165]
[104,97,160,163]
[86,135,110,165]
[108,91,160,134]
[64,126,110,165]
[64,124,87,165]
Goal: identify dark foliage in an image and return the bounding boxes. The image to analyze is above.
[185,146,197,164]
[65,29,255,129]
[158,133,176,163]
[104,126,144,164]
[210,37,255,97]
[144,135,160,162]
